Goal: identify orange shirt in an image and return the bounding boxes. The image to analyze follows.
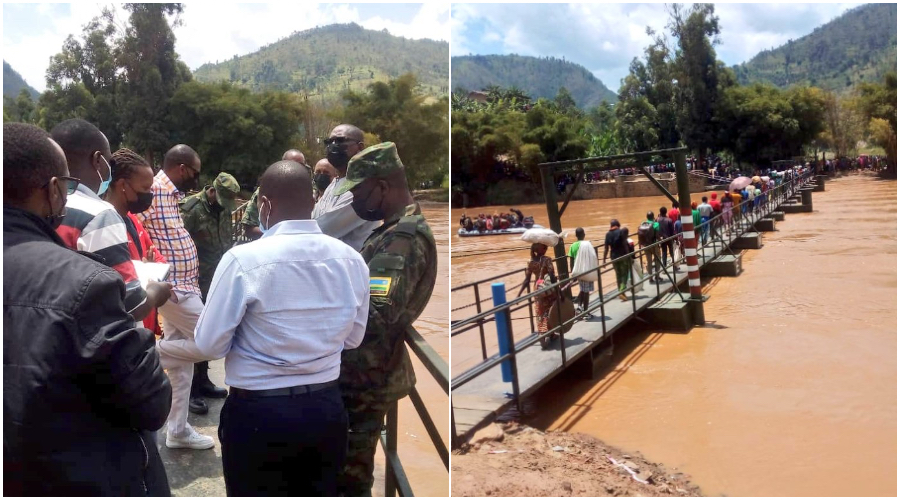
[731,193,743,214]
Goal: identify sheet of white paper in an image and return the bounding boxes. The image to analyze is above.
[132,260,171,290]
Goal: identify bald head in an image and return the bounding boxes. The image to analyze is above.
[282,149,306,165]
[314,158,338,177]
[258,160,314,225]
[330,124,364,143]
[163,144,200,170]
[163,144,201,192]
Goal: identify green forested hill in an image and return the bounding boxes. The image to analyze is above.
[192,23,448,98]
[732,3,897,91]
[451,54,618,108]
[4,61,40,99]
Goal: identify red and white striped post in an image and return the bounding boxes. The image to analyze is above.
[673,151,706,325]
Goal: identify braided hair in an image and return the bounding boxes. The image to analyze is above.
[111,148,150,182]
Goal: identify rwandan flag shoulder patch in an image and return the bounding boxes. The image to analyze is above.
[370,277,392,296]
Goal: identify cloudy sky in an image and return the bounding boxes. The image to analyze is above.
[3,3,449,92]
[452,2,865,91]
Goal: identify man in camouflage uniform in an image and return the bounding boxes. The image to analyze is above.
[334,142,437,496]
[241,188,263,241]
[180,172,240,413]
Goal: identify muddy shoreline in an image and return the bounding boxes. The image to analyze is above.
[452,423,703,497]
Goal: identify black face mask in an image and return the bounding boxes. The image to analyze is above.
[314,173,332,193]
[128,191,154,214]
[351,182,386,221]
[326,143,351,169]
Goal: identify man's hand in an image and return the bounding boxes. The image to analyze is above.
[147,281,173,308]
[143,245,157,263]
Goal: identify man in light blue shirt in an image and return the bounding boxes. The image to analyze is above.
[158,160,368,496]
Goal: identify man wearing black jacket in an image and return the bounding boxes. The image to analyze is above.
[3,123,172,496]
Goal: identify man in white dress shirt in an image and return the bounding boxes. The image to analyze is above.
[312,124,381,251]
[159,160,369,496]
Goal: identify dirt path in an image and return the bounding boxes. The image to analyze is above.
[452,423,702,497]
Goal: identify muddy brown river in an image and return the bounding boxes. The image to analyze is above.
[395,202,448,496]
[450,174,896,496]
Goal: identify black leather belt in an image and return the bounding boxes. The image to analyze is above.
[229,380,339,398]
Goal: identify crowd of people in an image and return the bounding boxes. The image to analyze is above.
[4,120,437,496]
[458,208,535,232]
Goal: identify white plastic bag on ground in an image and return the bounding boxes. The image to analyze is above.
[572,239,599,282]
[631,259,644,292]
[521,227,564,247]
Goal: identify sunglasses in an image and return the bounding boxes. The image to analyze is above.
[180,163,200,175]
[43,176,80,195]
[324,137,361,147]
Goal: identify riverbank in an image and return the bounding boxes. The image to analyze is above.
[452,423,702,497]
[453,174,710,208]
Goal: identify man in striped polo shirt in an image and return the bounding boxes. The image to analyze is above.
[50,119,171,321]
[137,144,216,450]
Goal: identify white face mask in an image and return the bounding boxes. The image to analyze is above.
[259,199,272,232]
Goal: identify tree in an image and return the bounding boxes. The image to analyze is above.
[118,3,192,165]
[553,87,578,114]
[41,10,121,144]
[714,83,826,166]
[3,89,38,124]
[857,72,897,175]
[340,73,448,187]
[668,3,726,160]
[166,81,304,189]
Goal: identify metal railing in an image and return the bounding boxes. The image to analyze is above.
[228,200,450,496]
[382,326,450,497]
[231,201,250,244]
[450,167,815,448]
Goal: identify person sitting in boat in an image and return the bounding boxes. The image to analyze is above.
[507,211,519,227]
[463,215,474,232]
[523,216,535,229]
[474,214,486,232]
[510,208,525,227]
[485,214,494,231]
[492,213,501,230]
[459,213,467,228]
[498,214,510,230]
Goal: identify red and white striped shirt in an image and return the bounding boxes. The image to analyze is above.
[136,170,200,295]
[56,184,147,313]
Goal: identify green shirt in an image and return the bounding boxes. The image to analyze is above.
[240,188,260,228]
[568,240,582,259]
[180,188,234,299]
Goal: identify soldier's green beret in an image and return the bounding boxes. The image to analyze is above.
[334,142,404,195]
[214,172,240,210]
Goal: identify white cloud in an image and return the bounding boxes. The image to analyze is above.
[4,3,448,93]
[451,2,867,92]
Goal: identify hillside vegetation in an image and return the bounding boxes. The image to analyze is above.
[192,23,448,98]
[452,54,618,108]
[3,61,40,99]
[733,3,897,91]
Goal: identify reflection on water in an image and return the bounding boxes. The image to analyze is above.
[451,176,897,496]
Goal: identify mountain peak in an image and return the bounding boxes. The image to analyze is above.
[451,54,617,109]
[192,23,448,98]
[733,3,897,91]
[3,61,40,100]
